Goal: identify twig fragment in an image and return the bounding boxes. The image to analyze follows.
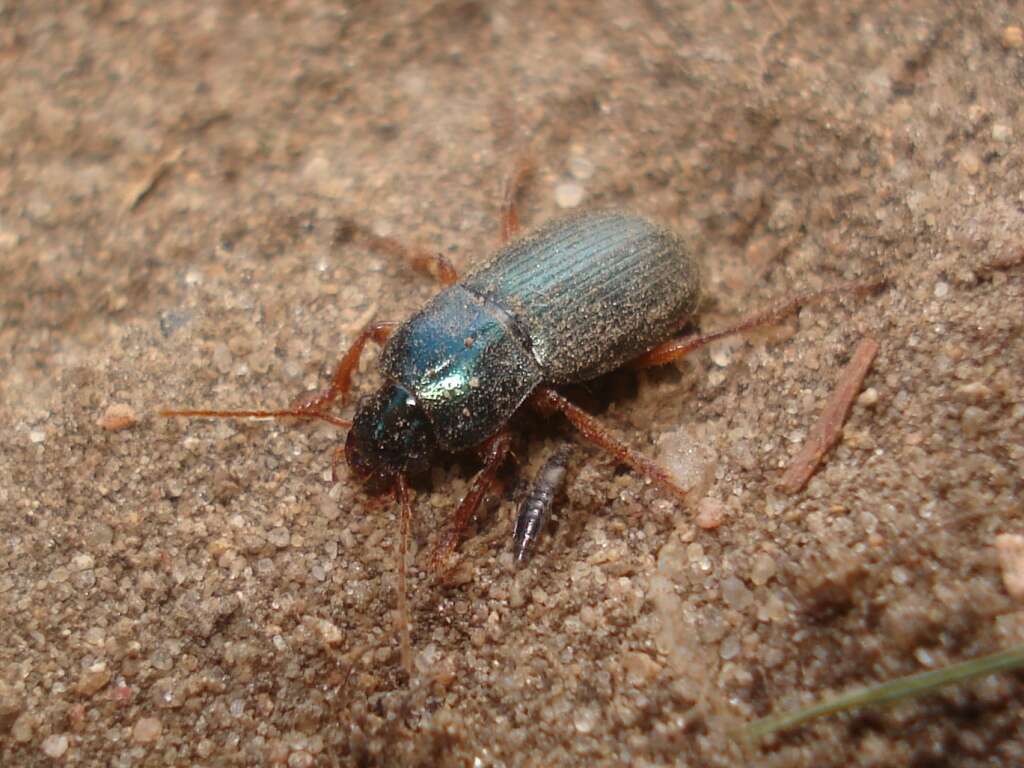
[123,146,183,213]
[778,337,879,494]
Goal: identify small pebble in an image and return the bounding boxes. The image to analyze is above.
[621,651,661,685]
[75,662,111,696]
[12,714,33,742]
[573,705,599,734]
[721,576,753,610]
[695,497,726,530]
[751,553,777,586]
[992,123,1012,142]
[961,405,986,438]
[719,634,741,660]
[97,403,138,431]
[308,617,343,646]
[1002,25,1023,49]
[857,387,879,407]
[958,150,980,175]
[996,534,1024,600]
[132,716,162,744]
[268,527,291,548]
[41,733,69,758]
[554,181,584,208]
[568,155,595,180]
[933,281,949,298]
[956,381,992,401]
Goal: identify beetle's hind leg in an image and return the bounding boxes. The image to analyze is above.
[629,277,887,370]
[530,388,689,502]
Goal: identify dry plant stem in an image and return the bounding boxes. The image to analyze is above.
[778,337,879,494]
[531,387,689,502]
[393,476,415,677]
[630,277,886,370]
[124,146,183,213]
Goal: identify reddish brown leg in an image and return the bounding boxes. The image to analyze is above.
[292,321,398,413]
[431,430,514,572]
[162,321,397,428]
[393,475,415,677]
[630,277,886,370]
[158,407,351,428]
[338,217,458,286]
[531,387,688,502]
[499,158,533,244]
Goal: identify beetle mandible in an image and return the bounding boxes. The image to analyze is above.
[163,181,880,674]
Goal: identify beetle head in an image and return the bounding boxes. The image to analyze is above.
[345,382,435,488]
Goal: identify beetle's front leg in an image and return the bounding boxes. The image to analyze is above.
[431,430,514,573]
[499,157,533,244]
[336,217,459,286]
[530,387,689,502]
[291,321,398,414]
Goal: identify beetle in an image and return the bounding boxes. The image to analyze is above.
[163,189,880,674]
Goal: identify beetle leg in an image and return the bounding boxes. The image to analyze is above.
[531,387,689,502]
[630,277,887,369]
[159,407,351,428]
[431,430,514,572]
[291,320,399,413]
[337,217,459,285]
[499,158,533,244]
[393,475,415,677]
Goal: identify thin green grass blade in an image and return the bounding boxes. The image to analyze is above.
[745,643,1024,741]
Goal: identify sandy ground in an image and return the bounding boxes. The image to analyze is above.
[2,1,1024,766]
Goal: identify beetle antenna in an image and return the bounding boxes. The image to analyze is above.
[393,475,415,677]
[159,407,351,429]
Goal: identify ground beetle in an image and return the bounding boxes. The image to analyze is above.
[163,183,878,673]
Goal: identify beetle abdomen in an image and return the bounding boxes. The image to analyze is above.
[462,211,700,383]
